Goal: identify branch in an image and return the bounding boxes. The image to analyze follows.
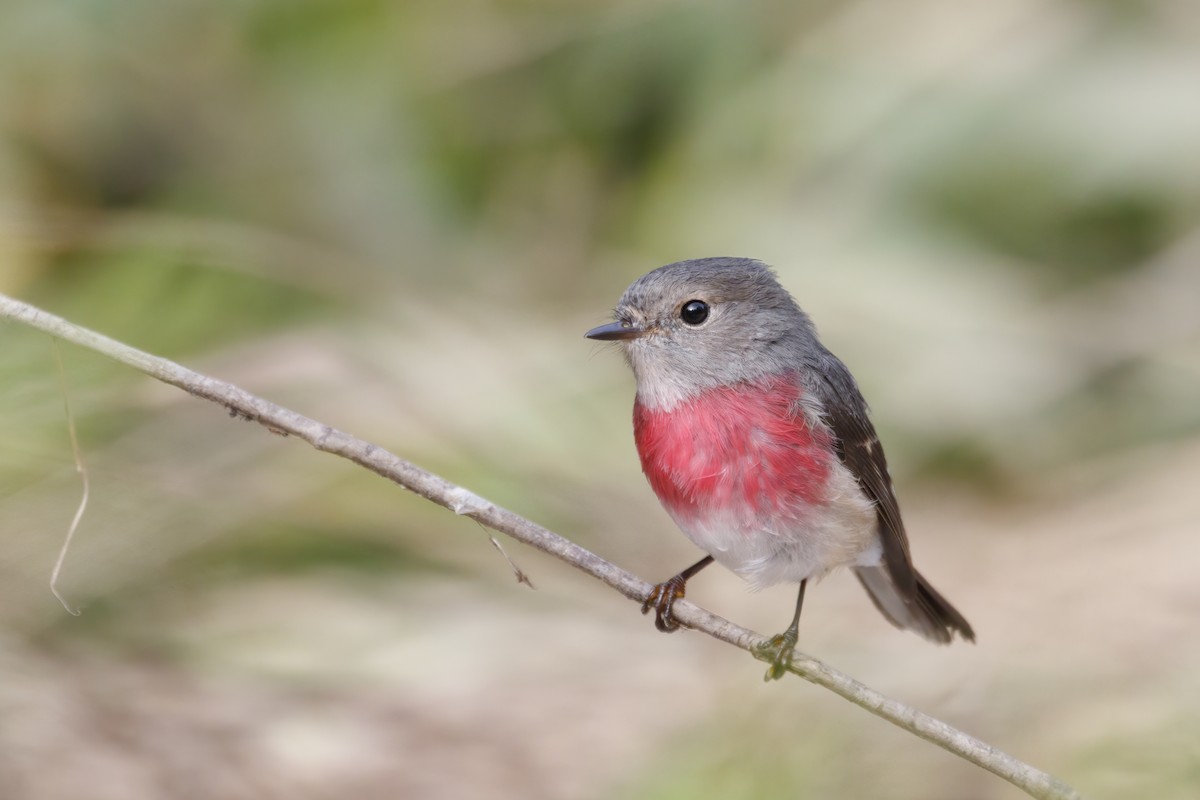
[0,293,1083,800]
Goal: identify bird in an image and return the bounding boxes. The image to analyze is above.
[586,257,974,679]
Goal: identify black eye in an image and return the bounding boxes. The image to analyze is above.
[680,300,709,326]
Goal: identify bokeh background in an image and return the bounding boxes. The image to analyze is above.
[2,1,1199,798]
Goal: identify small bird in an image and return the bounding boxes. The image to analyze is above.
[586,257,974,679]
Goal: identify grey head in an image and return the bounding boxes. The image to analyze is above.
[586,257,821,409]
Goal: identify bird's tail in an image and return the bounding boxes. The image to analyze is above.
[854,566,975,644]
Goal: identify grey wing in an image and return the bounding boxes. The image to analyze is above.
[805,350,918,599]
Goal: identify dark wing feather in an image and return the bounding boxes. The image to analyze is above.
[805,350,917,599]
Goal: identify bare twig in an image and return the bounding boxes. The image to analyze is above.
[487,534,535,589]
[49,338,87,615]
[0,293,1082,800]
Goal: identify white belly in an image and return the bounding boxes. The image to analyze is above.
[671,460,881,589]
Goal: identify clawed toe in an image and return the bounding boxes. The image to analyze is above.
[755,631,798,682]
[639,557,715,635]
[641,578,686,633]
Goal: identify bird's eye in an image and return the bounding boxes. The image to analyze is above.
[680,300,709,326]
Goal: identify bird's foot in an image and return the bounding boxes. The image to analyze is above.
[754,628,799,682]
[641,576,688,633]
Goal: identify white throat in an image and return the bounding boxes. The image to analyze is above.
[626,345,702,411]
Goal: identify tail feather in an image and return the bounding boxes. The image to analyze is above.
[854,566,975,644]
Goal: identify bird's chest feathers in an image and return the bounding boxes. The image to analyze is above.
[633,376,833,529]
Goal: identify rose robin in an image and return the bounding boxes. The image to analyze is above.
[586,257,974,679]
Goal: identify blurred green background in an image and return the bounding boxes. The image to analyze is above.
[2,1,1199,798]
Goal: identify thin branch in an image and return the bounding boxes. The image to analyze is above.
[49,338,87,615]
[487,533,536,589]
[0,293,1083,800]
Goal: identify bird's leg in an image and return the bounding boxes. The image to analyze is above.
[641,555,714,632]
[757,579,808,681]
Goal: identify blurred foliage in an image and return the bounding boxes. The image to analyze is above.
[32,254,336,354]
[1,1,1199,799]
[922,160,1180,289]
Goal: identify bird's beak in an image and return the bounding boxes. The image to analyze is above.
[585,320,645,341]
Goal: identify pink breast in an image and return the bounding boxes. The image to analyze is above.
[633,374,833,529]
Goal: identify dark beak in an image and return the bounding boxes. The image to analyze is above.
[585,320,645,341]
